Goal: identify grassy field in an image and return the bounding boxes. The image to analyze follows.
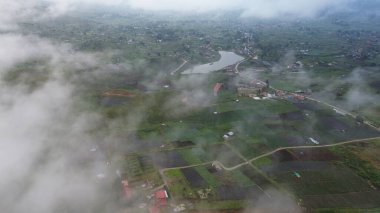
[255,141,380,209]
[164,169,197,199]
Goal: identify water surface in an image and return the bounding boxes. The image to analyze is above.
[183,51,244,74]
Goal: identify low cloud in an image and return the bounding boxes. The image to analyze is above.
[245,189,302,213]
[127,0,353,18]
[0,34,123,213]
[342,68,380,110]
[163,74,215,117]
[0,34,99,72]
[0,0,359,30]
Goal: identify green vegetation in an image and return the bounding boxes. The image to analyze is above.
[123,154,162,186]
[165,169,197,199]
[194,200,246,210]
[230,170,255,186]
[18,7,380,212]
[178,149,203,164]
[194,166,221,188]
[316,208,380,213]
[331,145,380,188]
[253,156,273,167]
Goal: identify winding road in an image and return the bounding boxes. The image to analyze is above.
[213,136,380,172]
[234,59,246,73]
[156,58,380,203]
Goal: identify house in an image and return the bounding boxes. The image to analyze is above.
[293,172,302,179]
[214,83,223,96]
[237,87,260,97]
[122,180,132,199]
[294,94,306,101]
[155,190,169,206]
[309,137,320,145]
[237,80,267,97]
[150,189,169,213]
[275,89,286,97]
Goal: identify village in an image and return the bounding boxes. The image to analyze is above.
[109,54,379,212]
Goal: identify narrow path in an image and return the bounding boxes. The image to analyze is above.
[236,58,379,131]
[157,136,379,204]
[224,141,274,198]
[159,137,380,174]
[234,59,246,73]
[170,59,188,75]
[213,136,380,172]
[160,161,213,174]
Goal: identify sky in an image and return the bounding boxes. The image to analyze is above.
[0,0,359,30]
[126,0,351,18]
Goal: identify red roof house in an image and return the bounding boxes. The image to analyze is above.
[122,180,132,199]
[150,189,168,213]
[214,83,223,96]
[155,190,168,207]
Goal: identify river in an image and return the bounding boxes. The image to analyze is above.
[182,51,244,74]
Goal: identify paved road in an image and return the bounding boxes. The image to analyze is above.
[234,59,246,73]
[170,59,188,75]
[212,136,380,172]
[306,96,379,131]
[160,161,213,174]
[158,136,380,174]
[240,65,379,131]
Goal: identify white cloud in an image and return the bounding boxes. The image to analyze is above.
[126,0,352,18]
[0,33,121,213]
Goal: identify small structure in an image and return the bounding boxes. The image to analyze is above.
[356,116,365,125]
[214,83,223,96]
[333,108,347,116]
[275,89,286,97]
[293,172,302,179]
[150,190,169,213]
[155,190,168,207]
[122,180,132,199]
[173,204,186,212]
[293,94,306,101]
[97,173,106,179]
[90,146,97,152]
[237,87,259,97]
[309,137,320,145]
[212,161,222,171]
[197,188,212,199]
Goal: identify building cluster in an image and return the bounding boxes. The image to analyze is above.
[237,79,268,98]
[287,61,304,71]
[121,178,170,213]
[275,89,306,101]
